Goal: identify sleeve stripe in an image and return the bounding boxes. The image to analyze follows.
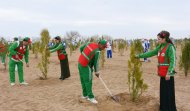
[172,46,176,70]
[96,51,100,72]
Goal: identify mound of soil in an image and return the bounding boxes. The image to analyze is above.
[79,92,159,111]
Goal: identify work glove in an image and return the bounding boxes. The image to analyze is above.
[95,72,100,78]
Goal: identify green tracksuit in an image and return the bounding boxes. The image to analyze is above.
[8,41,29,83]
[78,43,100,99]
[49,43,67,55]
[0,43,6,65]
[0,54,6,64]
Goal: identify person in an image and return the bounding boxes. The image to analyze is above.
[147,39,150,50]
[0,40,6,69]
[78,39,107,104]
[136,30,176,111]
[142,39,149,62]
[106,41,112,58]
[9,37,31,86]
[48,39,54,47]
[49,36,70,80]
[13,37,19,71]
[14,37,19,42]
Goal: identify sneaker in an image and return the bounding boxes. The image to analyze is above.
[20,82,28,85]
[87,98,98,104]
[144,60,148,62]
[10,83,15,86]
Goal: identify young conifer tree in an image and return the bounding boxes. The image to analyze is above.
[111,40,115,53]
[125,40,128,51]
[32,43,35,54]
[149,39,155,50]
[118,40,125,56]
[69,43,74,56]
[38,29,50,79]
[33,41,40,59]
[100,49,106,69]
[127,40,148,102]
[179,39,190,76]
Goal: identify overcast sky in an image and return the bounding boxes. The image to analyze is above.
[0,0,190,39]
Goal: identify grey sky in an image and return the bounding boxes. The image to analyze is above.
[0,0,190,39]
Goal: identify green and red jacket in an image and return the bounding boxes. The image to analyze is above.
[9,41,29,63]
[138,42,176,76]
[78,42,101,73]
[49,42,67,60]
[0,43,5,53]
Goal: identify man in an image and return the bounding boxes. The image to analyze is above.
[49,36,70,80]
[78,39,107,104]
[13,37,19,71]
[9,37,31,86]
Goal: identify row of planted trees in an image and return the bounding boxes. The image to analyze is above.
[0,29,185,104]
[32,30,190,102]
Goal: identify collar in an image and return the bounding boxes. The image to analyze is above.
[161,42,167,46]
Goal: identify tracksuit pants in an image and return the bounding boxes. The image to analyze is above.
[78,63,94,99]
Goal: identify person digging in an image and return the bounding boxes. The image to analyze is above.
[78,39,107,104]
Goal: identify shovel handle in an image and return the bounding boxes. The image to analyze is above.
[99,76,114,97]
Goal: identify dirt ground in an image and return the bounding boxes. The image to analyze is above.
[0,46,190,111]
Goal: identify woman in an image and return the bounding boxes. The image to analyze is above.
[137,30,176,111]
[49,36,70,80]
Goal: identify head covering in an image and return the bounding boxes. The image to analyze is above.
[99,39,107,47]
[157,30,170,40]
[23,37,31,43]
[157,30,175,46]
[14,37,18,41]
[54,36,61,41]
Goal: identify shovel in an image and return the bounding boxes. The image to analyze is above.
[99,76,119,102]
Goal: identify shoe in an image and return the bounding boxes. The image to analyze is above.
[65,76,70,78]
[59,77,65,80]
[65,75,70,78]
[20,82,28,85]
[10,83,15,86]
[144,60,148,62]
[81,96,88,99]
[87,98,98,104]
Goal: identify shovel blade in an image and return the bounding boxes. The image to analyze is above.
[111,96,120,102]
